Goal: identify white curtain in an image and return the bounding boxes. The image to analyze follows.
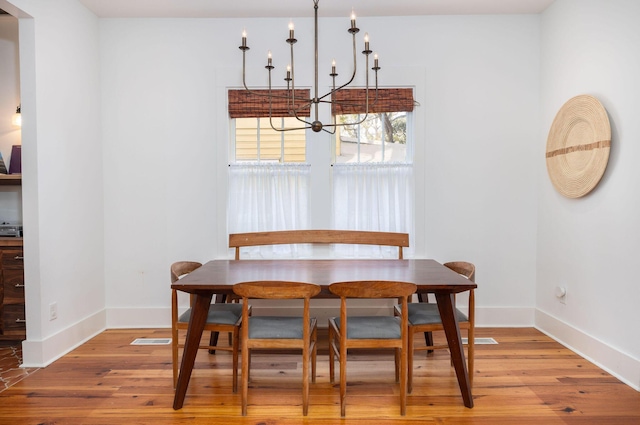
[332,163,415,258]
[228,163,311,258]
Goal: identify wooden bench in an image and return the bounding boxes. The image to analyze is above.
[229,230,409,260]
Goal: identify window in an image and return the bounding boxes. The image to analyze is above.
[332,88,414,164]
[331,88,415,258]
[227,87,416,259]
[229,89,310,163]
[228,89,311,244]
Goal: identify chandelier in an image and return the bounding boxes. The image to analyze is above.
[239,0,380,133]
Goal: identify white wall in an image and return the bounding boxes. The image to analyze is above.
[99,13,540,329]
[4,0,105,366]
[538,0,640,389]
[421,16,539,325]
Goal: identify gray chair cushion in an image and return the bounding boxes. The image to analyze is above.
[406,303,468,325]
[248,317,314,339]
[178,303,243,325]
[333,316,401,339]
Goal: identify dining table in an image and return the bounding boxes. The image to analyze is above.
[171,259,477,410]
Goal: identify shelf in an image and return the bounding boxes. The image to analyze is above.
[0,174,21,185]
[0,238,23,247]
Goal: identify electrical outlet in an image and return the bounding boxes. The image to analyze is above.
[49,302,58,321]
[555,286,567,305]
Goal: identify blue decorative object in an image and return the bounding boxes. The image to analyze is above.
[0,152,7,174]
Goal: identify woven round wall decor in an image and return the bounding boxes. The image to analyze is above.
[545,94,611,198]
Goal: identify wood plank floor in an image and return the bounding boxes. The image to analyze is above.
[0,327,639,424]
[0,342,38,392]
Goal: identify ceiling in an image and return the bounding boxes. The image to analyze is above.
[77,0,556,18]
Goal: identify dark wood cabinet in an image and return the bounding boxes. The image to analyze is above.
[0,239,25,341]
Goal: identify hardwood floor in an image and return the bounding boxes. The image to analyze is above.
[0,327,639,424]
[0,342,38,392]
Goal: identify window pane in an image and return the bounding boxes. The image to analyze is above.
[335,112,408,163]
[233,117,305,163]
[235,118,259,161]
[258,119,283,162]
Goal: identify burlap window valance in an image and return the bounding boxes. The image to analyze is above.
[228,89,312,118]
[331,88,414,115]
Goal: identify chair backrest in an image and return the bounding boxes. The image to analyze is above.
[171,261,203,309]
[233,281,321,300]
[443,261,475,282]
[328,280,417,300]
[330,280,417,322]
[443,261,475,323]
[229,230,409,260]
[170,261,202,284]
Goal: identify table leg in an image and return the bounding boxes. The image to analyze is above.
[173,292,213,410]
[435,292,474,408]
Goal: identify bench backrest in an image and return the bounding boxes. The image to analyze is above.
[229,230,409,260]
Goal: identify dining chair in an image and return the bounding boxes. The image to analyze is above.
[397,261,476,393]
[328,280,417,416]
[171,261,247,392]
[232,281,321,416]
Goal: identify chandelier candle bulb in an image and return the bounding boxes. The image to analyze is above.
[267,50,272,66]
[242,29,247,47]
[351,9,356,29]
[286,64,291,81]
[364,33,370,51]
[332,59,336,74]
[374,53,379,69]
[289,21,294,39]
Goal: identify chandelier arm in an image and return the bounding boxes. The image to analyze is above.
[313,0,320,126]
[267,71,313,132]
[321,126,337,135]
[266,66,283,132]
[365,53,369,110]
[315,29,358,104]
[286,29,315,131]
[270,122,313,132]
[269,64,312,133]
[321,113,373,130]
[241,50,287,99]
[267,110,313,132]
[242,51,305,102]
[286,92,315,129]
[284,110,314,131]
[289,32,297,117]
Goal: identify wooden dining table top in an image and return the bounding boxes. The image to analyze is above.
[170,259,477,296]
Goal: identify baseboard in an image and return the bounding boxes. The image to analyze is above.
[535,309,640,391]
[107,307,172,328]
[21,309,106,368]
[475,306,535,327]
